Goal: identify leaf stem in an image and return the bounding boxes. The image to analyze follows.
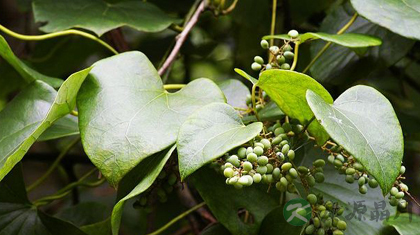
[222,0,238,14]
[163,84,187,90]
[290,41,300,71]
[251,83,260,121]
[302,13,358,73]
[27,138,80,192]
[0,24,118,55]
[146,202,207,235]
[158,0,206,76]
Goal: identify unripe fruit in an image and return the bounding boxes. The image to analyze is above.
[391,187,399,196]
[313,217,320,228]
[282,144,290,155]
[314,172,325,183]
[254,56,264,64]
[168,173,177,185]
[260,139,271,149]
[254,146,264,156]
[314,167,323,173]
[224,162,233,169]
[265,174,274,183]
[260,40,269,49]
[324,218,332,228]
[298,166,309,174]
[345,175,355,184]
[238,147,247,158]
[320,210,329,219]
[282,162,293,171]
[224,168,234,178]
[398,199,407,209]
[258,156,269,166]
[266,64,272,70]
[346,168,356,175]
[337,221,347,230]
[400,165,406,174]
[283,44,293,51]
[280,63,290,70]
[334,159,343,167]
[282,123,292,132]
[337,207,344,216]
[317,228,325,235]
[256,166,267,174]
[280,177,288,187]
[368,178,378,188]
[269,46,280,54]
[305,225,315,234]
[358,177,366,186]
[233,182,243,189]
[238,176,250,186]
[400,183,409,192]
[307,194,317,205]
[336,154,345,162]
[251,62,261,71]
[277,152,285,160]
[276,182,286,192]
[325,201,333,210]
[333,217,339,227]
[389,197,398,207]
[284,51,294,60]
[359,185,368,194]
[247,153,258,162]
[255,142,264,148]
[289,168,298,178]
[273,167,281,179]
[395,191,405,199]
[253,173,262,183]
[272,136,282,145]
[274,127,285,136]
[280,140,289,146]
[243,161,253,172]
[353,162,364,171]
[328,155,335,164]
[313,159,326,168]
[287,150,295,160]
[246,147,254,155]
[266,164,274,173]
[288,30,299,38]
[287,183,296,193]
[333,230,344,235]
[307,175,316,187]
[277,55,286,64]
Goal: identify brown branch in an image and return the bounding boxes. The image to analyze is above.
[158,0,206,76]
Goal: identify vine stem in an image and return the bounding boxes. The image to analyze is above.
[290,41,300,71]
[269,0,278,60]
[27,138,80,192]
[163,84,186,90]
[302,12,358,73]
[146,202,207,235]
[158,0,206,76]
[251,83,260,121]
[0,24,118,55]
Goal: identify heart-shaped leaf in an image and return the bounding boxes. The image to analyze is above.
[0,35,62,88]
[350,0,420,41]
[177,103,263,180]
[218,79,250,109]
[33,0,178,36]
[0,68,91,182]
[77,51,225,187]
[384,213,420,235]
[257,69,333,144]
[111,146,176,235]
[306,85,404,195]
[264,32,382,48]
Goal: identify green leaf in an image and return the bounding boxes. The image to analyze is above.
[191,167,279,235]
[306,85,404,195]
[350,0,420,41]
[0,165,86,235]
[38,115,79,141]
[234,68,258,85]
[218,79,250,109]
[77,51,225,186]
[81,218,111,235]
[177,103,263,180]
[33,0,178,36]
[297,146,397,235]
[258,206,302,235]
[0,35,62,88]
[242,101,285,124]
[310,4,414,85]
[257,69,333,144]
[111,145,176,235]
[56,202,109,227]
[200,223,230,235]
[384,214,420,235]
[0,68,91,182]
[265,32,382,48]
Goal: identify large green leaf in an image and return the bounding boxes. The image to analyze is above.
[258,206,303,235]
[297,146,397,235]
[218,79,250,109]
[310,4,414,85]
[191,167,279,235]
[257,69,333,144]
[0,165,86,235]
[0,35,62,88]
[384,214,420,235]
[264,32,382,48]
[306,85,404,195]
[111,145,176,235]
[351,0,420,41]
[0,68,91,182]
[177,103,263,180]
[33,0,178,36]
[77,51,225,186]
[38,115,79,141]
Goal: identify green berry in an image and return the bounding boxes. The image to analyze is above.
[287,183,296,193]
[265,64,272,70]
[285,174,293,182]
[274,127,285,136]
[400,165,406,174]
[224,162,233,169]
[282,123,292,132]
[368,178,378,188]
[313,159,326,168]
[246,147,254,155]
[254,142,265,148]
[358,177,366,186]
[254,56,264,64]
[257,156,269,166]
[251,62,261,71]
[336,154,345,162]
[307,194,317,205]
[337,221,347,231]
[400,183,409,192]
[289,168,298,178]
[325,201,333,210]
[260,139,271,149]
[389,197,398,207]
[269,46,280,54]
[224,168,234,178]
[265,174,274,183]
[333,217,339,227]
[238,176,249,186]
[282,162,293,171]
[334,159,343,167]
[233,182,243,189]
[298,166,309,174]
[276,152,285,160]
[256,166,268,174]
[277,55,286,64]
[398,199,407,210]
[273,167,281,179]
[272,136,282,145]
[167,173,177,185]
[280,140,289,146]
[276,182,286,192]
[238,147,247,158]
[256,104,263,111]
[333,230,344,235]
[324,218,332,228]
[313,217,320,228]
[253,173,262,183]
[282,144,290,155]
[284,51,294,60]
[288,30,299,38]
[317,228,325,235]
[337,207,344,216]
[287,150,295,160]
[280,176,288,187]
[359,185,368,194]
[353,162,364,171]
[266,164,274,173]
[260,40,269,49]
[391,187,399,196]
[307,175,316,187]
[346,168,356,175]
[395,191,405,199]
[243,161,253,172]
[305,225,315,234]
[284,44,292,51]
[280,63,290,70]
[345,175,355,184]
[254,146,264,156]
[247,153,258,162]
[314,172,325,183]
[327,155,335,164]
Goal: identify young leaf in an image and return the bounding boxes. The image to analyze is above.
[0,35,62,88]
[0,68,91,182]
[77,51,225,187]
[111,146,176,235]
[33,0,179,36]
[177,103,263,180]
[306,85,404,195]
[384,213,420,235]
[264,32,382,48]
[218,79,250,109]
[257,69,333,144]
[351,0,420,41]
[191,167,279,235]
[234,68,258,85]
